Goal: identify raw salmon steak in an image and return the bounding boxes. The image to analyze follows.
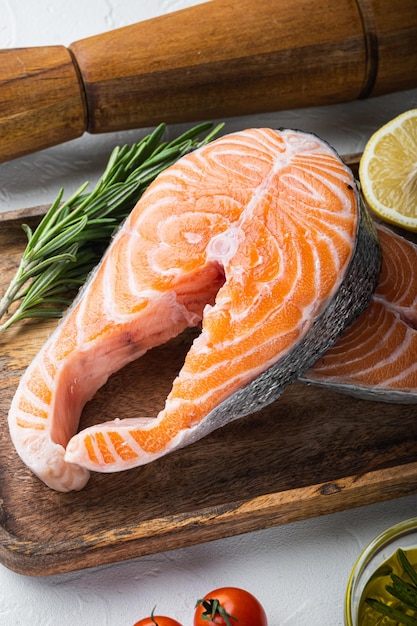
[302,223,417,402]
[8,128,381,492]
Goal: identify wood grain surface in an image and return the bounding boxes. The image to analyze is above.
[1,0,417,162]
[0,46,86,162]
[1,155,417,576]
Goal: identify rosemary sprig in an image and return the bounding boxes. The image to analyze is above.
[366,549,417,625]
[0,122,224,332]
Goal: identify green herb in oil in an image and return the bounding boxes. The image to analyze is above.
[363,548,417,625]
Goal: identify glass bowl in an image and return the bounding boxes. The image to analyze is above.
[345,517,417,625]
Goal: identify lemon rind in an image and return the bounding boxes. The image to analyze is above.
[359,109,417,232]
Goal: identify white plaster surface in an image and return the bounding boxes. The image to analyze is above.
[1,1,417,624]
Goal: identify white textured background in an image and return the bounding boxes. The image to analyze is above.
[1,1,417,625]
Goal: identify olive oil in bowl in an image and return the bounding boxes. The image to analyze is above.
[358,547,417,625]
[345,519,417,626]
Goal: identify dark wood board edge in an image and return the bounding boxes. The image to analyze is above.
[0,203,53,224]
[1,460,417,577]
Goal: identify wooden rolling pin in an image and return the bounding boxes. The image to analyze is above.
[1,0,416,163]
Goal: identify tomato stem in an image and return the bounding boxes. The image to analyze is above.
[196,598,239,625]
[150,606,159,625]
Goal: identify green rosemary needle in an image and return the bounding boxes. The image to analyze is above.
[0,121,224,332]
[366,549,417,625]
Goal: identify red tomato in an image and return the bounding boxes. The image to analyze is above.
[193,586,268,626]
[133,615,183,626]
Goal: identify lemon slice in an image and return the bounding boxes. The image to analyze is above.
[359,109,417,231]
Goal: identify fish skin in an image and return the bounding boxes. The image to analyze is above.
[302,223,417,403]
[7,128,381,491]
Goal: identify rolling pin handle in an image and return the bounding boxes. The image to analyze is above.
[0,46,87,163]
[0,0,416,163]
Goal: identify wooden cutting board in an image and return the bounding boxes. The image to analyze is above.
[1,154,417,577]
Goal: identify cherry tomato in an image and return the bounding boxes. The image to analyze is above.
[133,614,183,626]
[193,586,268,626]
